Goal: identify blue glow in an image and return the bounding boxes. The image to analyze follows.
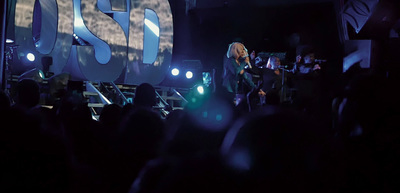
[189,97,233,132]
[27,53,35,62]
[228,149,251,171]
[171,68,180,76]
[186,71,193,79]
[196,85,204,95]
[39,70,45,79]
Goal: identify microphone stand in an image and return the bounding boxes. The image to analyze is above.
[279,66,292,103]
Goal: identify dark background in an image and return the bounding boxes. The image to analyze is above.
[168,0,343,87]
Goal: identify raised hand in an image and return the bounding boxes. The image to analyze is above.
[250,50,256,60]
[296,55,302,63]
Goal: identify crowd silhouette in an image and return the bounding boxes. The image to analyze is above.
[0,71,399,193]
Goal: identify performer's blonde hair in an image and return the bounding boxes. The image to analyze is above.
[226,42,248,59]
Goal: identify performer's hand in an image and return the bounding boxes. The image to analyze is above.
[244,56,250,64]
[250,50,256,60]
[258,89,266,96]
[240,69,245,75]
[313,64,321,70]
[296,55,302,63]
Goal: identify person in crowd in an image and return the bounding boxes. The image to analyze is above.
[11,78,41,110]
[220,107,330,193]
[99,103,123,131]
[128,99,234,193]
[328,71,400,193]
[1,80,70,193]
[106,106,166,193]
[133,82,157,110]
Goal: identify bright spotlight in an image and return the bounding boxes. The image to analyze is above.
[196,85,204,95]
[27,53,35,62]
[186,71,193,79]
[171,68,180,76]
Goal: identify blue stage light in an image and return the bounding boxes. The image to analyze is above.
[26,53,35,62]
[196,85,204,95]
[171,68,180,76]
[185,71,193,79]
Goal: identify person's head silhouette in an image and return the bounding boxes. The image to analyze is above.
[134,83,157,108]
[15,78,41,109]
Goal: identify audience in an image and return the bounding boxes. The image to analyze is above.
[220,107,330,193]
[0,70,397,193]
[133,83,157,109]
[105,106,166,193]
[99,103,123,131]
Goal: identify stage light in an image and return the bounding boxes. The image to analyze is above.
[185,71,193,79]
[171,68,180,76]
[26,53,35,62]
[163,60,203,88]
[185,84,209,108]
[196,85,204,95]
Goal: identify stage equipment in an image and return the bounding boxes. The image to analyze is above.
[202,71,212,87]
[47,72,71,98]
[18,68,44,83]
[163,60,203,88]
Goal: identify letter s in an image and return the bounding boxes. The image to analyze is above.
[73,0,127,82]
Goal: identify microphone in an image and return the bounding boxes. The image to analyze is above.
[315,59,327,63]
[278,66,294,73]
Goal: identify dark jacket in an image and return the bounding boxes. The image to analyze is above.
[222,56,256,94]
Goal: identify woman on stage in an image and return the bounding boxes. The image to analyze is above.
[222,42,256,110]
